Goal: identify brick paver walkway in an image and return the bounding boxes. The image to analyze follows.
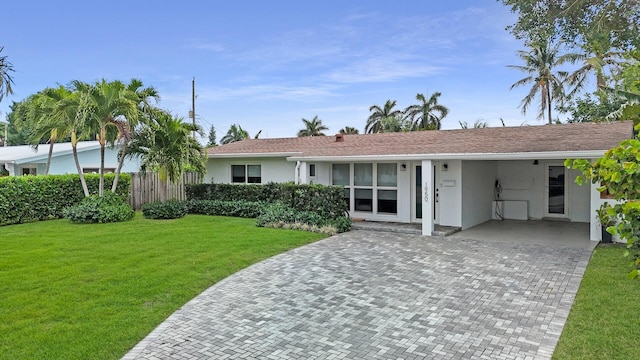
[123,231,592,359]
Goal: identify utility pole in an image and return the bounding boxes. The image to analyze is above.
[191,77,196,138]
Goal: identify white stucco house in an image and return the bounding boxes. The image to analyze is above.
[206,121,632,241]
[0,141,141,176]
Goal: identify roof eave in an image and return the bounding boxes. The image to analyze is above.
[208,152,301,158]
[287,150,606,162]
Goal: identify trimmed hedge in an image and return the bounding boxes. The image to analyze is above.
[142,200,189,219]
[186,183,348,219]
[256,202,351,234]
[0,173,131,226]
[187,200,267,218]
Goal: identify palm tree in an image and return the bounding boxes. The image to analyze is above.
[0,46,14,103]
[459,119,489,129]
[379,114,412,132]
[339,126,359,134]
[297,116,328,137]
[126,109,205,202]
[404,92,449,130]
[13,87,74,175]
[72,79,142,196]
[110,79,159,193]
[508,41,576,124]
[366,100,402,133]
[220,124,249,144]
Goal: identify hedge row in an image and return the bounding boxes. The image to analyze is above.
[0,174,131,226]
[186,183,348,219]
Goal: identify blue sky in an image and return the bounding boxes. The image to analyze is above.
[2,0,549,140]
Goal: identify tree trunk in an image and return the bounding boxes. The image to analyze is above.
[111,144,126,193]
[45,141,54,175]
[71,133,90,197]
[546,87,552,124]
[99,128,106,197]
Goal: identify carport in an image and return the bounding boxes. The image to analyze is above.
[450,219,595,250]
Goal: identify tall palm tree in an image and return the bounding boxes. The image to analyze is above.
[72,79,141,196]
[508,41,576,124]
[220,124,249,144]
[366,100,402,133]
[111,79,159,192]
[297,116,328,137]
[0,46,14,103]
[339,126,359,134]
[126,109,205,202]
[404,92,449,130]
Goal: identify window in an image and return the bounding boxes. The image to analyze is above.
[82,168,116,174]
[21,167,37,176]
[332,164,350,207]
[232,165,261,184]
[309,164,316,177]
[332,162,398,215]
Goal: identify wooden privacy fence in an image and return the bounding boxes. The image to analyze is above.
[128,172,202,210]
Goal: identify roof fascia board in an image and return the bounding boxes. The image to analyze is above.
[287,150,605,162]
[208,152,301,158]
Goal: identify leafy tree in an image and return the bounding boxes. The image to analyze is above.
[508,41,577,124]
[220,124,249,144]
[562,91,625,123]
[339,126,359,134]
[297,115,328,137]
[459,119,489,129]
[404,92,449,130]
[366,100,402,133]
[0,46,14,103]
[500,0,640,50]
[207,124,217,146]
[126,109,205,202]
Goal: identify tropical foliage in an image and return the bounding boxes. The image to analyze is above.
[365,100,403,133]
[220,123,249,144]
[459,119,489,129]
[297,115,328,137]
[125,109,206,202]
[508,41,578,124]
[339,126,359,134]
[0,46,14,103]
[404,92,449,130]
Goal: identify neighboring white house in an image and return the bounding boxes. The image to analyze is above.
[206,121,633,241]
[0,141,141,176]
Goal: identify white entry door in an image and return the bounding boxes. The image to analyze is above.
[544,164,569,218]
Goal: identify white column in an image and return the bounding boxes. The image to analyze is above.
[298,161,308,184]
[421,160,434,236]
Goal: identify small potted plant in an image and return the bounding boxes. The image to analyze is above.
[596,202,615,244]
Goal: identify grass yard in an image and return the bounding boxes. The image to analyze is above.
[553,245,640,360]
[0,214,325,360]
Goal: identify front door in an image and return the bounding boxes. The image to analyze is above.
[412,164,422,222]
[545,164,569,218]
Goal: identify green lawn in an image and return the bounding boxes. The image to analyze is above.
[0,214,325,360]
[554,245,640,360]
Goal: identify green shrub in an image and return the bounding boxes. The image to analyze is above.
[64,193,134,224]
[188,199,267,218]
[186,182,348,219]
[142,200,188,219]
[0,173,131,226]
[256,202,351,233]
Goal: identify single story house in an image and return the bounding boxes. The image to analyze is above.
[206,121,632,241]
[0,141,141,176]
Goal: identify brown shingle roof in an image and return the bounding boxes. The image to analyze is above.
[208,121,633,158]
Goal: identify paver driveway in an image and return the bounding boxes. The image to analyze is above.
[123,230,592,360]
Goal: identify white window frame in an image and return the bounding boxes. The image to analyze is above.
[231,164,262,184]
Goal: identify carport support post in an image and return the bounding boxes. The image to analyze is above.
[421,160,434,236]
